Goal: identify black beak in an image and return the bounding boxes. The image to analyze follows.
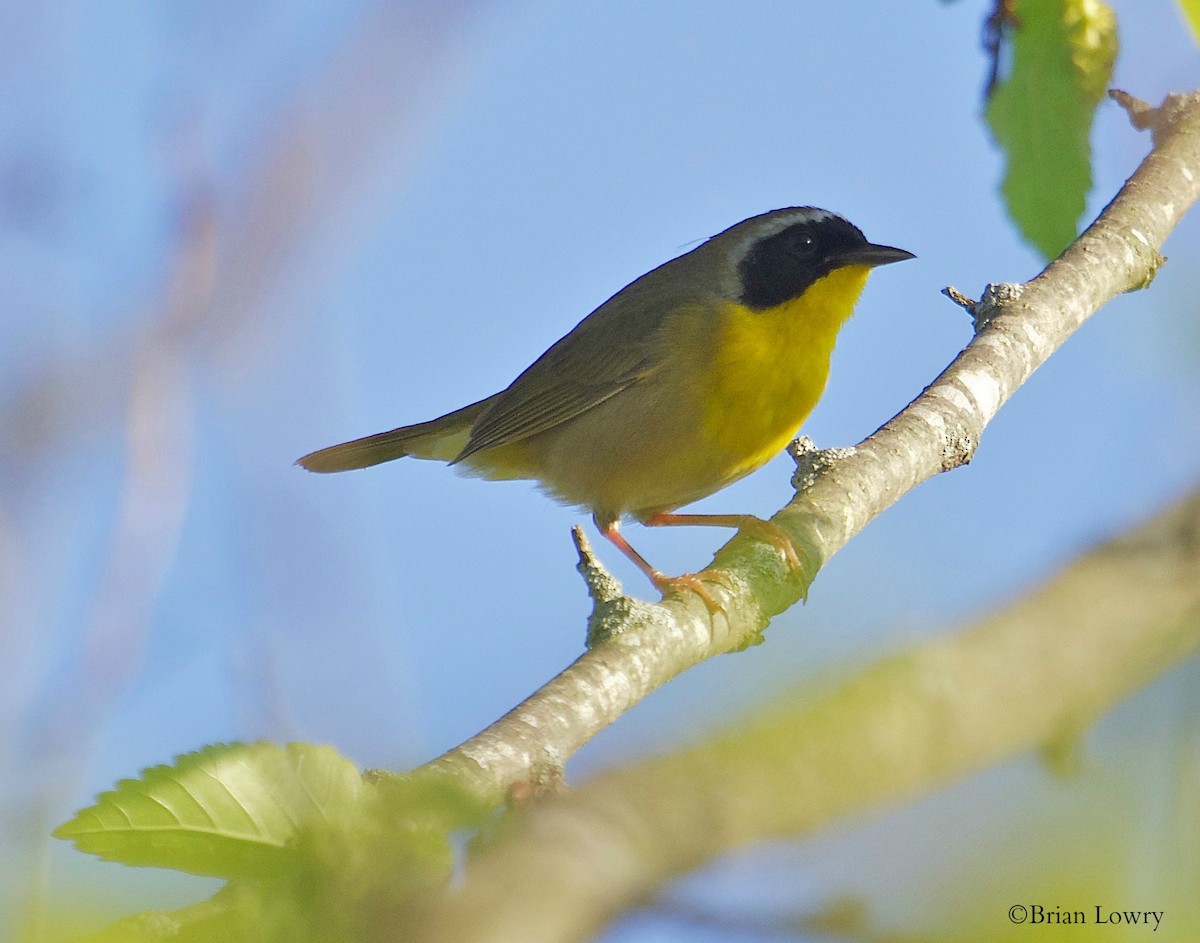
[841,243,916,267]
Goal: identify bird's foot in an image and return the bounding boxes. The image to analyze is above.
[649,569,738,613]
[733,517,804,578]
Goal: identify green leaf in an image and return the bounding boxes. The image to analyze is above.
[54,742,363,880]
[1179,0,1200,43]
[986,0,1118,259]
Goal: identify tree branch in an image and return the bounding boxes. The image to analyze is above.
[394,90,1200,805]
[411,485,1200,943]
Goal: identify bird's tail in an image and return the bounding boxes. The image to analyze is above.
[297,395,497,473]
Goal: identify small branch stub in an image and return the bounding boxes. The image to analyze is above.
[571,525,647,647]
[1110,89,1200,152]
[941,283,1023,333]
[788,436,856,493]
[1131,250,1167,291]
[941,285,977,312]
[1110,89,1155,130]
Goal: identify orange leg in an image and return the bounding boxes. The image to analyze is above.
[594,515,728,611]
[642,512,803,574]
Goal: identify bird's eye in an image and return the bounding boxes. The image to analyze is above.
[788,230,816,257]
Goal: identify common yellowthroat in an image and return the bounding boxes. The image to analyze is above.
[300,208,913,603]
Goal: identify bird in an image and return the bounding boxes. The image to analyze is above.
[299,207,913,605]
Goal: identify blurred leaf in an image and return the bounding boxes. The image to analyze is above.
[289,769,498,899]
[54,742,362,880]
[51,757,505,941]
[1180,0,1200,42]
[986,0,1117,258]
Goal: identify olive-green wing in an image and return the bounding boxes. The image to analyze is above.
[452,275,688,464]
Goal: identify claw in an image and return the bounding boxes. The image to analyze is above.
[729,517,804,576]
[649,569,737,613]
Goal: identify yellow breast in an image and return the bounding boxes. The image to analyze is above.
[702,265,871,478]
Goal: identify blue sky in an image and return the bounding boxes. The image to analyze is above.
[2,0,1198,936]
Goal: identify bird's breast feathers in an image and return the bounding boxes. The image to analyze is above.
[701,264,871,477]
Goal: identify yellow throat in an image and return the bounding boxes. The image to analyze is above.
[703,264,872,476]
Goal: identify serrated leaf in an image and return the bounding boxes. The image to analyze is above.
[54,742,362,880]
[986,0,1118,259]
[1179,0,1200,43]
